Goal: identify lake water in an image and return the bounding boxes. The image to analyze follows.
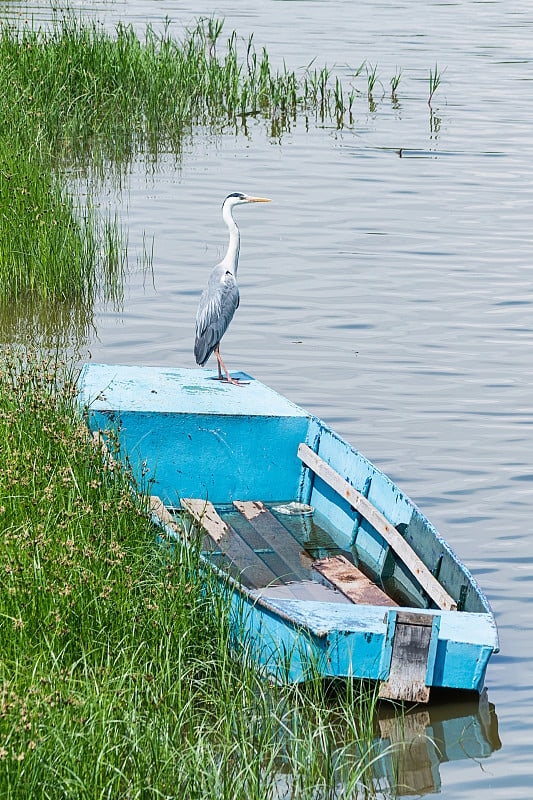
[5,0,533,796]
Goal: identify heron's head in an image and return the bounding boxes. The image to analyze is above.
[223,192,271,210]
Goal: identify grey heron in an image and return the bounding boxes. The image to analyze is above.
[194,192,271,385]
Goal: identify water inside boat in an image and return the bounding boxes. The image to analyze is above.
[172,500,405,607]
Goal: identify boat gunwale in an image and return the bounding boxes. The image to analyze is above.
[304,413,497,622]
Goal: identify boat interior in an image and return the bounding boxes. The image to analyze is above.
[152,432,484,614]
[173,498,400,607]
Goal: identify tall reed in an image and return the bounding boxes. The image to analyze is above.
[0,140,125,305]
[428,62,444,106]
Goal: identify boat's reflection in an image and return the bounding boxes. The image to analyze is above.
[269,688,500,798]
[372,689,500,796]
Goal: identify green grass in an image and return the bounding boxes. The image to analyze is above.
[428,62,444,106]
[0,348,404,799]
[0,140,125,306]
[390,69,402,99]
[366,63,378,98]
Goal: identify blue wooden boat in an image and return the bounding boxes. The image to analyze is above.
[78,364,499,702]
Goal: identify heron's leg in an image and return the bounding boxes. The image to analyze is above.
[214,346,243,386]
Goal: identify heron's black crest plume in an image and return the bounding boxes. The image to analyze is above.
[223,192,246,206]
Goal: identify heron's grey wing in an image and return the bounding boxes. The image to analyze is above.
[194,268,240,366]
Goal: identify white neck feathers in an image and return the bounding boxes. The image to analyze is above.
[221,201,240,274]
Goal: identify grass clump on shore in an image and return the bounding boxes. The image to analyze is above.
[0,142,125,306]
[0,348,400,799]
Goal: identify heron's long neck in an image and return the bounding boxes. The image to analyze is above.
[222,204,240,275]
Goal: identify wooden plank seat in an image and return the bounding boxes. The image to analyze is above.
[181,498,280,590]
[313,554,397,607]
[297,443,457,611]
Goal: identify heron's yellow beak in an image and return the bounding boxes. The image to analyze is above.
[246,196,271,203]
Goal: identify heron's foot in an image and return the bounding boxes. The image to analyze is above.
[223,376,249,386]
[208,375,249,386]
[212,349,248,385]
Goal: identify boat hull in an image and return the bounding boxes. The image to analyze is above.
[79,364,498,697]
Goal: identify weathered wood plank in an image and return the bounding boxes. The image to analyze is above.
[150,495,180,534]
[298,443,457,611]
[312,554,397,607]
[180,498,280,590]
[396,611,433,627]
[150,496,221,557]
[181,498,230,544]
[233,501,308,582]
[379,612,434,703]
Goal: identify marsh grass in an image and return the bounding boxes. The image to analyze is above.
[366,63,379,98]
[390,70,402,99]
[1,15,407,170]
[0,145,126,306]
[0,347,406,799]
[428,62,444,106]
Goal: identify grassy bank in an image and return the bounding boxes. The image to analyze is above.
[0,349,398,798]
